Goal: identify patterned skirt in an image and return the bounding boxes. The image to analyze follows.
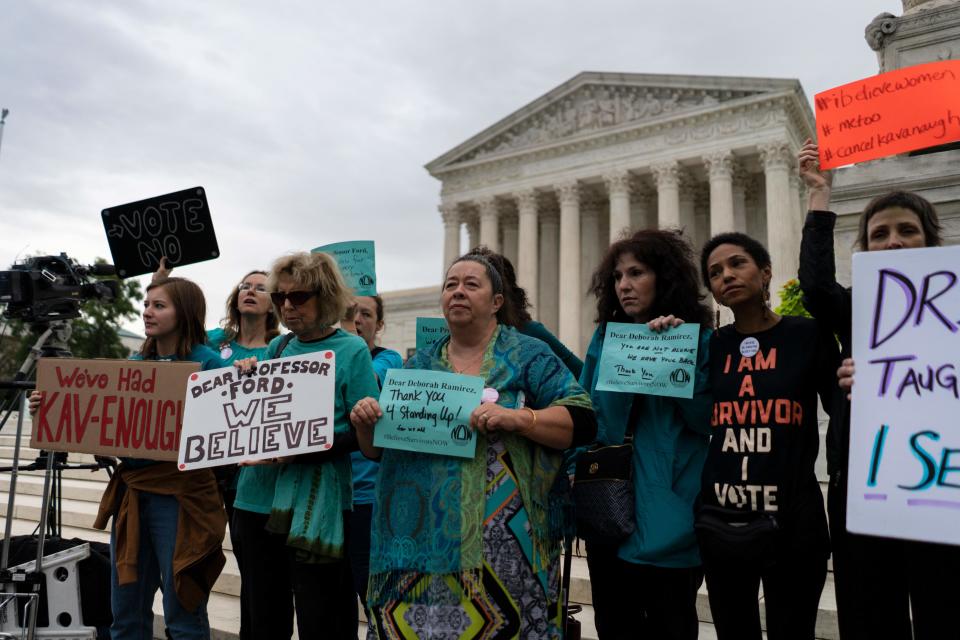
[367,437,562,639]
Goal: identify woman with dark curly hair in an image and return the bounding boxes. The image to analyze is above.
[576,229,713,640]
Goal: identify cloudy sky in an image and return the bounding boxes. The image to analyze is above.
[1,0,892,331]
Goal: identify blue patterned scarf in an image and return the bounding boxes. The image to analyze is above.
[368,325,592,605]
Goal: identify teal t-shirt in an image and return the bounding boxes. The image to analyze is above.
[206,327,271,364]
[123,344,227,468]
[233,329,380,514]
[350,346,403,505]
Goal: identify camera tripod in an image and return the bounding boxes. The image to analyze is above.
[0,321,112,639]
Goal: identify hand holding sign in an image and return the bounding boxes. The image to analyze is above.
[815,60,960,169]
[849,244,960,545]
[373,369,484,459]
[596,322,700,399]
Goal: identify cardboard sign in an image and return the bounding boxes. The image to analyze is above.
[101,187,219,278]
[595,322,700,399]
[178,351,336,470]
[31,358,199,461]
[373,369,483,459]
[415,317,449,353]
[849,245,960,545]
[312,241,377,296]
[815,60,960,169]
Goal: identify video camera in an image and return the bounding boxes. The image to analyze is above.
[0,254,118,324]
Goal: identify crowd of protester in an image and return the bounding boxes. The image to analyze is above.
[27,143,954,640]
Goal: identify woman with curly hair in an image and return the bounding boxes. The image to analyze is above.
[577,229,713,640]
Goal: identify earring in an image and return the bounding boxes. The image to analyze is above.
[715,305,721,328]
[761,283,771,318]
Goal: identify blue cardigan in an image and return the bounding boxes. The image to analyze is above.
[578,324,712,568]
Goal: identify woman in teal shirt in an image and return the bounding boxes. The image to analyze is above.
[231,252,379,640]
[578,229,713,640]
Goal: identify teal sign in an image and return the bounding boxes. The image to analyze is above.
[312,240,376,296]
[595,322,700,399]
[374,369,483,459]
[416,317,449,353]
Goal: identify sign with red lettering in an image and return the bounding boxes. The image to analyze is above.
[814,60,960,169]
[850,245,960,545]
[178,351,336,470]
[31,358,199,461]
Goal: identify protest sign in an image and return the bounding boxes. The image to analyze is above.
[415,317,449,353]
[31,358,199,461]
[312,241,376,296]
[102,187,219,278]
[178,351,336,470]
[814,60,960,170]
[849,245,960,545]
[595,322,700,399]
[374,369,483,459]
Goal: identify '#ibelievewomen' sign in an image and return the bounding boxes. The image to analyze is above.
[849,245,960,545]
[178,351,336,470]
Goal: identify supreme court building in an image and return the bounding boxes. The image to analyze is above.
[381,71,816,356]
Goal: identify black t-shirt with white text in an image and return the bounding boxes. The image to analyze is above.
[701,315,838,551]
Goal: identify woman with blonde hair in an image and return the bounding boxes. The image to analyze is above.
[232,251,379,639]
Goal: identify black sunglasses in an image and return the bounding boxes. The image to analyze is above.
[270,290,317,307]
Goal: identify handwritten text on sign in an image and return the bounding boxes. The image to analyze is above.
[596,323,700,399]
[415,317,449,353]
[374,369,483,459]
[313,241,377,296]
[814,60,960,170]
[849,245,960,545]
[31,358,199,461]
[178,351,336,470]
[102,187,219,278]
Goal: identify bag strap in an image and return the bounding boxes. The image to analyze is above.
[274,332,296,358]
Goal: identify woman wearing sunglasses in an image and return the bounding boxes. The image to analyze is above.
[231,251,379,640]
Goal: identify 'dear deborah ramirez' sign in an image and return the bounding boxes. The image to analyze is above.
[178,351,336,470]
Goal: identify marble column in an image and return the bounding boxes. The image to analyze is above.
[704,151,736,236]
[502,212,519,268]
[580,194,603,353]
[515,189,539,319]
[731,166,749,232]
[652,161,681,229]
[557,180,581,352]
[538,207,560,331]
[760,142,796,305]
[466,215,480,251]
[440,203,461,279]
[604,170,632,243]
[678,170,697,240]
[632,180,656,231]
[478,197,500,251]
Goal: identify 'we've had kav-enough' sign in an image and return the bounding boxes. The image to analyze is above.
[849,245,960,545]
[178,351,336,470]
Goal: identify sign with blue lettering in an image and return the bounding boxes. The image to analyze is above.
[415,317,449,353]
[178,351,336,470]
[312,240,376,296]
[102,187,219,278]
[595,322,700,399]
[849,245,960,544]
[374,369,483,459]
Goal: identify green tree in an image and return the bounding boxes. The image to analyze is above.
[774,278,811,318]
[0,258,142,380]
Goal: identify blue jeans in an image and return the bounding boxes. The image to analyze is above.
[110,491,210,640]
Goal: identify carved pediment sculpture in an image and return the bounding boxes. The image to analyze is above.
[452,84,756,164]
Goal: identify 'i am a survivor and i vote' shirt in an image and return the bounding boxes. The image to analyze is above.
[701,315,838,551]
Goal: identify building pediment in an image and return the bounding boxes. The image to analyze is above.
[426,72,803,173]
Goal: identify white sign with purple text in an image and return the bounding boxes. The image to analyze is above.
[178,351,336,470]
[849,245,960,545]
